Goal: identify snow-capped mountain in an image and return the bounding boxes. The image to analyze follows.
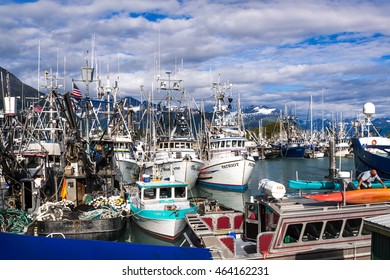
[241,105,281,129]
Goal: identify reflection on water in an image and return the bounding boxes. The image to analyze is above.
[118,218,189,247]
[248,157,355,196]
[194,186,250,212]
[120,157,355,245]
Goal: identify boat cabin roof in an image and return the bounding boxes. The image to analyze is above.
[135,180,188,189]
[210,137,246,142]
[254,195,390,217]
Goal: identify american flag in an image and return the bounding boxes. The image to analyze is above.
[72,83,82,99]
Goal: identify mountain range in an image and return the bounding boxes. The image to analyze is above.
[1,66,389,137]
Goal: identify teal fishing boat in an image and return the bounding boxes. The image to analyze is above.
[128,177,197,240]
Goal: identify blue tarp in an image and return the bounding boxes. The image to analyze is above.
[0,233,212,260]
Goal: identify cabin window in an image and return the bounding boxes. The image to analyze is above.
[164,143,168,149]
[174,187,186,198]
[232,140,237,147]
[143,188,156,200]
[170,143,174,148]
[322,220,342,239]
[302,222,323,242]
[226,141,231,148]
[186,143,190,148]
[342,218,362,237]
[283,224,303,243]
[159,187,172,199]
[238,141,243,147]
[220,141,225,148]
[265,209,278,231]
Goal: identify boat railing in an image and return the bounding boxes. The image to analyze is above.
[272,200,390,215]
[46,232,66,239]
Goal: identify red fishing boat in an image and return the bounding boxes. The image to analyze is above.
[303,188,390,204]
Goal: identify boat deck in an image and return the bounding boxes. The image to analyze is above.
[185,207,245,259]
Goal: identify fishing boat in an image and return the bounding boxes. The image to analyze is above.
[89,74,141,187]
[303,188,390,204]
[245,140,259,161]
[140,71,204,189]
[270,109,306,158]
[197,77,255,191]
[185,179,390,260]
[1,59,133,242]
[351,135,390,179]
[351,102,390,179]
[128,175,197,239]
[33,197,127,241]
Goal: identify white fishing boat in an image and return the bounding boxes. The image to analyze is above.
[197,77,255,192]
[113,137,141,186]
[245,140,259,161]
[140,71,204,189]
[90,74,141,186]
[128,175,197,239]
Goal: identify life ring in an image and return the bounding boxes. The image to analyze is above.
[372,139,377,145]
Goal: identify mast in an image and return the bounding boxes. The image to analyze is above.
[310,95,313,142]
[321,85,324,139]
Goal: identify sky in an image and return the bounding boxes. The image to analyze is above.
[1,0,390,121]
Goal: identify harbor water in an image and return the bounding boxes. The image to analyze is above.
[118,157,355,246]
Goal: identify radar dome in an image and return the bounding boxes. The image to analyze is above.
[363,102,375,116]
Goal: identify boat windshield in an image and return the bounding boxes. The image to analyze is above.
[159,187,172,199]
[174,187,186,198]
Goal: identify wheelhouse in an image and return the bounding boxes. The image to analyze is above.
[244,197,390,251]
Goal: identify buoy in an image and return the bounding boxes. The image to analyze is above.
[258,179,286,199]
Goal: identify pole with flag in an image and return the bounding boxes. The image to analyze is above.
[71,81,82,100]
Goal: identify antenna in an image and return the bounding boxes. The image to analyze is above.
[64,56,66,92]
[91,33,96,69]
[363,102,375,136]
[37,40,40,98]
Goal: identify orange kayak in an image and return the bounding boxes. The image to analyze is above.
[303,188,390,204]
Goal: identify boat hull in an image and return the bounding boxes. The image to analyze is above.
[143,158,204,190]
[303,188,390,204]
[281,145,305,158]
[130,204,196,239]
[197,157,255,192]
[115,158,140,186]
[351,137,390,179]
[36,217,125,241]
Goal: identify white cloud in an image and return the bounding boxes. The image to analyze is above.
[0,0,390,119]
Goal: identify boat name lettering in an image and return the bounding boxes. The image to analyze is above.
[162,167,180,171]
[221,163,239,169]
